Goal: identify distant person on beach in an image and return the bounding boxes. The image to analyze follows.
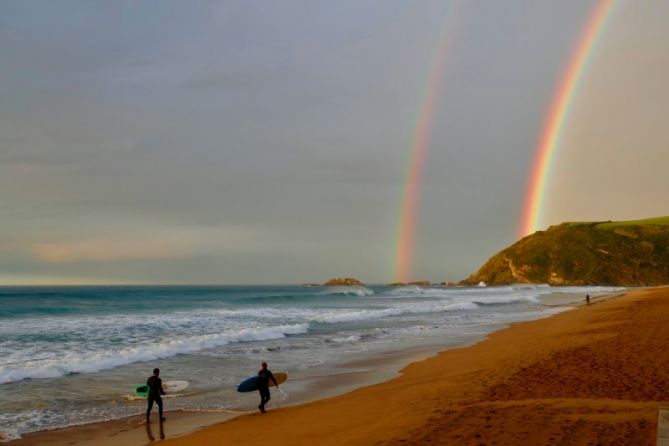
[258,361,279,413]
[146,368,166,423]
[586,294,591,306]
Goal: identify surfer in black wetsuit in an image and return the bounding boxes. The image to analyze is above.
[258,361,278,413]
[146,368,166,423]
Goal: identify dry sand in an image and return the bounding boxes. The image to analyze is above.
[10,287,669,445]
[160,287,669,446]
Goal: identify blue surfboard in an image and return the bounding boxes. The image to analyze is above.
[236,372,287,393]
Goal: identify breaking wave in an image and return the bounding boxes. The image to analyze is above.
[0,323,308,384]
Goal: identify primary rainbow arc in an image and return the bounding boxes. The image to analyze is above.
[519,0,616,237]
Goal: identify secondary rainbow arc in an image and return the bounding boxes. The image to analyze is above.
[394,5,456,283]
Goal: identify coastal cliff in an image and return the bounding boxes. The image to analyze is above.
[462,217,669,286]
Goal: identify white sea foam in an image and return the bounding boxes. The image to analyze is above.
[387,286,452,297]
[473,294,540,305]
[0,406,128,442]
[0,323,308,384]
[0,299,484,384]
[329,334,362,343]
[456,286,516,294]
[156,299,479,324]
[304,301,478,324]
[388,286,424,295]
[386,285,540,304]
[319,286,374,297]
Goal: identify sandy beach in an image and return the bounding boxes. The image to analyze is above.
[9,287,669,445]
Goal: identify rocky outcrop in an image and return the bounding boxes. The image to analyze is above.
[323,277,365,286]
[462,217,669,286]
[390,280,431,287]
[408,280,430,286]
[440,281,459,287]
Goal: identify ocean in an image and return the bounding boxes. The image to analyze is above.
[0,284,624,441]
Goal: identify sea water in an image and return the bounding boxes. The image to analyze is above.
[0,284,623,440]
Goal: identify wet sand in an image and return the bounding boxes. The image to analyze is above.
[158,287,668,445]
[6,339,467,445]
[4,410,241,446]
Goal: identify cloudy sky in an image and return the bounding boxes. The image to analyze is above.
[1,1,668,285]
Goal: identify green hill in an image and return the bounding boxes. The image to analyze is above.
[462,216,669,286]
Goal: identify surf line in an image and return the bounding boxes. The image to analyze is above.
[519,0,616,237]
[395,3,460,283]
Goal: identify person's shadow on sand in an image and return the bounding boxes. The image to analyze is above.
[145,418,165,441]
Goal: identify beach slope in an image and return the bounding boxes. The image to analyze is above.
[163,288,669,445]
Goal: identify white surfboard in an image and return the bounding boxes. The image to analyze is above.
[162,380,189,393]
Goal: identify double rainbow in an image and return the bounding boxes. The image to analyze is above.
[395,1,616,281]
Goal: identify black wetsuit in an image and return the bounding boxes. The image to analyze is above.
[146,375,165,421]
[257,368,277,412]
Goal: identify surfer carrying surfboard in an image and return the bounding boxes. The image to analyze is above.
[146,368,166,423]
[257,361,279,413]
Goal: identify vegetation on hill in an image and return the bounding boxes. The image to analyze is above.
[462,217,669,286]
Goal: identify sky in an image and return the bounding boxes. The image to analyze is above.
[1,1,668,285]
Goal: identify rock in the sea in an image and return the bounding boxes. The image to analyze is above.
[323,277,365,286]
[408,280,430,287]
[441,281,458,287]
[390,280,430,287]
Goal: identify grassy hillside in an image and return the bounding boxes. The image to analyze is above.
[593,216,669,229]
[463,216,669,286]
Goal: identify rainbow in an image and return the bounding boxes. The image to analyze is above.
[519,0,616,237]
[395,5,457,283]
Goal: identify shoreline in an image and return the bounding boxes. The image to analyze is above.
[3,290,589,445]
[3,332,491,445]
[4,290,627,445]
